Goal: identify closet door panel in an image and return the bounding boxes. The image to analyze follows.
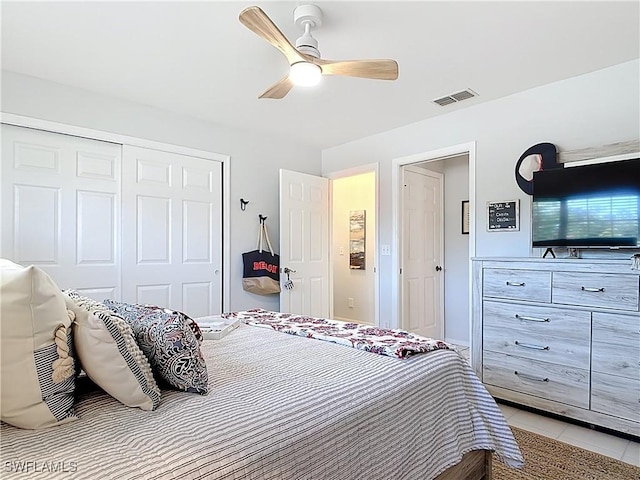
[1,124,121,300]
[183,282,212,315]
[77,190,116,265]
[122,146,222,317]
[13,185,60,264]
[137,195,171,263]
[136,284,172,308]
[183,200,211,263]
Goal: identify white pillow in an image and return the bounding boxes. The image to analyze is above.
[0,259,76,429]
[64,291,161,410]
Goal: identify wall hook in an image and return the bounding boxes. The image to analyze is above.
[259,214,267,224]
[240,198,249,211]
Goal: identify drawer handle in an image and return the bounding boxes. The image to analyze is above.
[515,341,550,351]
[515,314,550,323]
[506,281,526,287]
[514,371,549,382]
[581,286,605,293]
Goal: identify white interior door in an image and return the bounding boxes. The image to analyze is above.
[1,124,122,300]
[401,166,444,338]
[279,169,329,317]
[121,146,222,317]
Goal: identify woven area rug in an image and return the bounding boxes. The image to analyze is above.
[494,427,640,480]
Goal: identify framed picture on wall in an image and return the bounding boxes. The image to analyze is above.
[487,200,520,232]
[349,210,366,270]
[461,201,470,235]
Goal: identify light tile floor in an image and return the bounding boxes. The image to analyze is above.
[452,345,640,467]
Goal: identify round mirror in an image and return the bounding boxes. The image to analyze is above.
[518,154,542,182]
[515,143,560,195]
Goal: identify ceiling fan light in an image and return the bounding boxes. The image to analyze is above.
[289,62,322,87]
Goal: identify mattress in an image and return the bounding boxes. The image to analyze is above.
[1,323,523,479]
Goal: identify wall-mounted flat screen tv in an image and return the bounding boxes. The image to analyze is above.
[532,158,640,248]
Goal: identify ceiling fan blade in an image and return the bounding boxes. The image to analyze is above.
[239,6,304,65]
[314,59,398,80]
[258,76,295,99]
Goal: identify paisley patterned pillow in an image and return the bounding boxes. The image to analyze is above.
[102,300,208,395]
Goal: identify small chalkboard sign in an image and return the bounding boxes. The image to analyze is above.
[487,200,520,231]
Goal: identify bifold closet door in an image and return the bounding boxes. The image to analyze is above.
[0,124,122,300]
[121,145,222,317]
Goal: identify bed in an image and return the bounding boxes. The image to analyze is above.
[1,315,523,479]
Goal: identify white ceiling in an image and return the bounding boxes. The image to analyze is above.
[2,1,638,150]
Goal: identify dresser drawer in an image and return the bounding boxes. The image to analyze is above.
[483,326,590,369]
[483,269,551,302]
[591,372,640,423]
[552,272,639,311]
[592,312,640,380]
[483,351,589,408]
[483,302,590,369]
[483,301,591,342]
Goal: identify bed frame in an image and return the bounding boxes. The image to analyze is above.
[436,450,492,480]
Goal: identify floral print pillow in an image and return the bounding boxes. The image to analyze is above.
[102,300,208,394]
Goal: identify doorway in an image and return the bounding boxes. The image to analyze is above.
[327,165,379,326]
[278,166,378,324]
[394,142,475,346]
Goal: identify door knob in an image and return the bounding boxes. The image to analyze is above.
[435,265,443,272]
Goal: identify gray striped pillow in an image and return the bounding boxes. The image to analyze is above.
[64,291,161,410]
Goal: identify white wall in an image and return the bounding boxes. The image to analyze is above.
[1,70,322,312]
[322,60,640,334]
[441,156,470,344]
[332,172,375,323]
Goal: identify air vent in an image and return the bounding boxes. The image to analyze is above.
[433,96,457,106]
[433,88,478,107]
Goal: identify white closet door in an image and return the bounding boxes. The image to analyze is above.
[121,145,222,317]
[1,124,122,301]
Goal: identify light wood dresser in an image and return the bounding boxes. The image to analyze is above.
[471,257,640,436]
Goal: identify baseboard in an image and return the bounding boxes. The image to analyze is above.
[333,315,373,325]
[445,337,469,347]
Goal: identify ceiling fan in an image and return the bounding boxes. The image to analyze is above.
[239,4,399,99]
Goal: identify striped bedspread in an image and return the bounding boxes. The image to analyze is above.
[1,324,523,479]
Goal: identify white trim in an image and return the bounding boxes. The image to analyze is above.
[0,112,228,162]
[1,111,232,312]
[325,163,380,327]
[222,158,231,312]
[391,141,477,342]
[324,162,379,180]
[328,179,335,320]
